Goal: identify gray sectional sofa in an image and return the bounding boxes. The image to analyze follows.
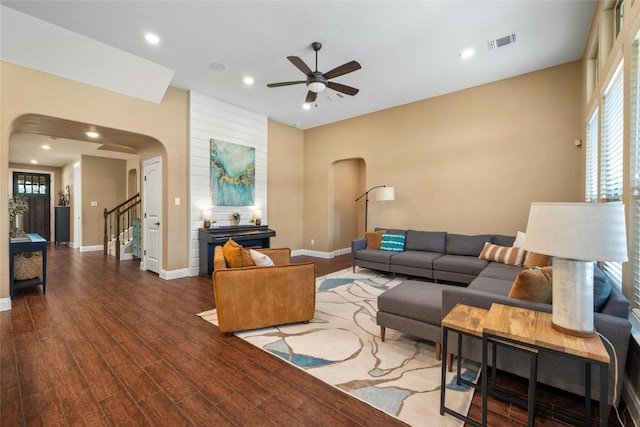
[351,228,632,407]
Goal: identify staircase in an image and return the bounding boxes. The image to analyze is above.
[104,193,141,261]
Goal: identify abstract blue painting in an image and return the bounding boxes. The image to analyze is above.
[210,139,255,206]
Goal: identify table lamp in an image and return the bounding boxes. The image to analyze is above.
[522,202,628,336]
[254,209,262,226]
[202,210,212,229]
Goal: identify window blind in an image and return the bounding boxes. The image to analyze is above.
[632,39,640,308]
[601,62,625,285]
[585,108,599,203]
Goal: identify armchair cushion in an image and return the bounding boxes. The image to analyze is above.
[222,238,254,268]
[250,249,274,267]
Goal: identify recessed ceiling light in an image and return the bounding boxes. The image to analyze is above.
[302,103,311,110]
[243,76,255,85]
[209,62,227,71]
[459,48,476,60]
[85,131,100,138]
[41,145,50,150]
[144,32,160,45]
[30,160,38,164]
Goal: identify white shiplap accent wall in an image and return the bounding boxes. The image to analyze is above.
[189,91,268,276]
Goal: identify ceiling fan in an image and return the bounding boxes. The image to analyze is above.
[267,42,361,103]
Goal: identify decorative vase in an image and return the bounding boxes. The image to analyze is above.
[231,219,240,226]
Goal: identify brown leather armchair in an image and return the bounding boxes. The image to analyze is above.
[212,246,316,333]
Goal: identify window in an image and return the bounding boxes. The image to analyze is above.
[631,37,640,309]
[601,62,624,284]
[615,0,624,39]
[585,108,599,203]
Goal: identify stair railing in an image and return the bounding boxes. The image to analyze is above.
[103,193,141,260]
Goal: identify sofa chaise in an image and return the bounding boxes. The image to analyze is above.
[352,228,632,407]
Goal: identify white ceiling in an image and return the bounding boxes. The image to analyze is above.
[1,1,596,164]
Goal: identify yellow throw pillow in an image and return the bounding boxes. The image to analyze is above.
[222,239,255,268]
[508,267,553,303]
[523,252,551,269]
[365,231,385,249]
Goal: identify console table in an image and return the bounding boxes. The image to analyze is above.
[198,225,276,276]
[9,233,47,298]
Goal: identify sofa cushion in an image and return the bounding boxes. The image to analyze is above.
[493,234,516,247]
[468,276,514,296]
[355,249,396,263]
[365,231,385,249]
[478,242,526,266]
[508,267,553,303]
[391,250,442,269]
[478,262,522,281]
[404,230,446,253]
[250,249,274,267]
[378,280,447,325]
[380,234,405,252]
[524,252,551,268]
[446,234,492,256]
[593,264,612,312]
[376,227,406,236]
[222,239,254,268]
[433,254,489,276]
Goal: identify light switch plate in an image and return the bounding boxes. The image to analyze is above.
[91,201,98,207]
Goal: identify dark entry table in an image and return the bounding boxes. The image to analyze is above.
[9,233,47,298]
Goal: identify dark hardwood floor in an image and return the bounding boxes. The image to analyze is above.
[0,246,635,426]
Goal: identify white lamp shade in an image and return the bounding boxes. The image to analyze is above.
[376,187,395,201]
[202,210,212,220]
[254,209,262,219]
[522,202,628,262]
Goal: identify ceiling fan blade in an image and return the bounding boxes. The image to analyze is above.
[287,56,314,77]
[267,81,306,88]
[323,60,361,80]
[305,91,317,103]
[327,81,359,96]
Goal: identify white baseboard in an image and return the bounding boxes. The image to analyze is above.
[79,245,103,252]
[160,268,189,280]
[0,297,11,312]
[292,247,351,259]
[623,374,640,426]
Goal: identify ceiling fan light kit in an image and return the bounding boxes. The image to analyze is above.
[267,42,361,104]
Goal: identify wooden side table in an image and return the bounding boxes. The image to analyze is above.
[482,303,611,427]
[440,303,488,427]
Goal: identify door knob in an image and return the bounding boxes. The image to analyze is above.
[154,222,160,226]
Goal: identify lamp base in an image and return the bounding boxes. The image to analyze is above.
[551,322,596,337]
[203,220,211,229]
[551,257,595,337]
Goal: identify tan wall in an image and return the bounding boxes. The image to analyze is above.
[303,61,583,252]
[1,61,189,299]
[80,155,126,246]
[266,120,304,250]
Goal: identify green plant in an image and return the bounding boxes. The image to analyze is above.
[232,212,241,221]
[8,195,29,220]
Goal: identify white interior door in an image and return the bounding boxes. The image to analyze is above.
[73,162,81,249]
[143,157,162,274]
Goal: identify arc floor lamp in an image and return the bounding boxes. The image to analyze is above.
[355,185,395,232]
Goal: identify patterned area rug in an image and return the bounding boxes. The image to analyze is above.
[198,267,479,427]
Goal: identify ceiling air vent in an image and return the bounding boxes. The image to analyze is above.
[488,33,517,50]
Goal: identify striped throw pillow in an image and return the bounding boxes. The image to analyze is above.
[478,242,526,266]
[380,234,405,252]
